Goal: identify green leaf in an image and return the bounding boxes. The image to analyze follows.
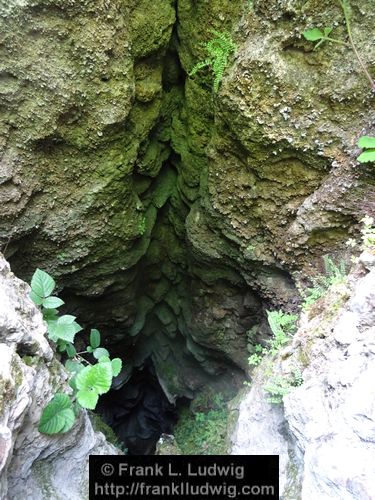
[58,315,77,325]
[65,359,84,374]
[87,346,93,353]
[303,28,324,41]
[357,150,375,163]
[31,269,55,299]
[98,355,111,363]
[358,136,375,149]
[76,389,99,410]
[38,393,75,435]
[29,290,43,306]
[93,347,110,360]
[66,343,77,358]
[76,363,113,395]
[48,318,82,343]
[42,296,64,309]
[323,27,333,36]
[43,308,58,321]
[57,339,68,352]
[111,358,122,377]
[90,329,101,349]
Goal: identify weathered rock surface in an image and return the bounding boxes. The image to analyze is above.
[229,252,375,499]
[0,0,374,437]
[0,254,119,500]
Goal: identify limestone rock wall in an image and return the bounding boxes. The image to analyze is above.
[0,0,374,399]
[229,251,375,499]
[0,254,119,500]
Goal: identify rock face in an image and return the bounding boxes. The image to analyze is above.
[0,254,119,500]
[229,252,375,499]
[0,0,374,453]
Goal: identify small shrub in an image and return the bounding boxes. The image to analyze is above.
[189,30,236,92]
[30,269,122,435]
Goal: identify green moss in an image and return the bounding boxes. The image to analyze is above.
[174,391,230,455]
[89,412,124,451]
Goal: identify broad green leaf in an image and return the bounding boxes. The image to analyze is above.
[65,359,84,374]
[43,309,58,321]
[60,413,76,433]
[93,348,110,360]
[303,28,324,41]
[58,315,77,325]
[357,150,375,163]
[111,358,122,377]
[31,269,55,298]
[66,343,77,358]
[38,393,75,435]
[90,329,101,349]
[48,319,82,343]
[29,290,43,306]
[76,389,99,410]
[98,355,111,363]
[42,296,64,309]
[76,363,112,395]
[87,346,93,353]
[358,136,375,149]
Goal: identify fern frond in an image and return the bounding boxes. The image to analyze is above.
[189,59,211,77]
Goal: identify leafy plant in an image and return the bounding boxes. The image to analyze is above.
[267,310,298,354]
[247,310,297,369]
[30,269,123,435]
[174,393,228,455]
[264,368,303,405]
[357,136,375,164]
[301,256,347,310]
[303,0,375,92]
[189,30,236,93]
[30,269,81,352]
[303,27,342,50]
[248,344,265,366]
[38,393,76,435]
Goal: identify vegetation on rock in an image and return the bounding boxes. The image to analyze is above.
[189,30,236,92]
[174,392,229,455]
[30,270,122,434]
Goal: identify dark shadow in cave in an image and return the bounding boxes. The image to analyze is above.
[96,359,178,455]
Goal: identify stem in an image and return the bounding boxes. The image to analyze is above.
[76,354,91,365]
[340,0,375,92]
[324,37,348,46]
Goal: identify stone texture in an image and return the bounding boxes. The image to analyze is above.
[0,0,374,435]
[0,254,119,500]
[229,252,375,499]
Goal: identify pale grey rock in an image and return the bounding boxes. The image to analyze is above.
[0,254,120,500]
[229,252,375,499]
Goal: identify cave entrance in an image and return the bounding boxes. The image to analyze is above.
[95,359,178,455]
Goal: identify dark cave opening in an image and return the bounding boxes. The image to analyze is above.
[95,359,179,455]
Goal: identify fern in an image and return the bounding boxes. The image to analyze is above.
[189,30,236,93]
[302,256,347,310]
